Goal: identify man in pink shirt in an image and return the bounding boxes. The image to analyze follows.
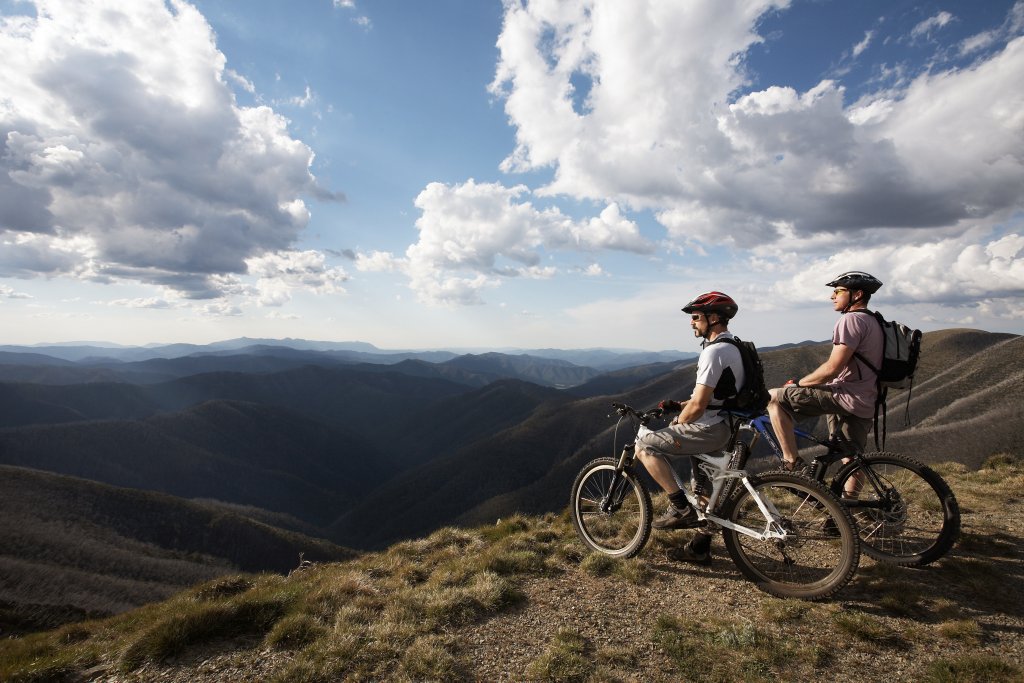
[767,271,885,471]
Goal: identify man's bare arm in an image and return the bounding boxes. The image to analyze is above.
[798,343,856,386]
[677,383,714,423]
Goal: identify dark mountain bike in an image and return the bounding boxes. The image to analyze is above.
[731,409,960,567]
[570,403,860,600]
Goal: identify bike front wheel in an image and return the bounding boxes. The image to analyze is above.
[570,457,652,558]
[721,472,860,600]
[832,452,960,566]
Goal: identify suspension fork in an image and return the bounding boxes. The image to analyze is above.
[599,444,635,513]
[616,443,636,471]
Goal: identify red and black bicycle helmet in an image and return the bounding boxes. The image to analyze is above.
[681,291,738,319]
[826,271,882,294]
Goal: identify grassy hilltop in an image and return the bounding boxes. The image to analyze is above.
[2,457,1022,683]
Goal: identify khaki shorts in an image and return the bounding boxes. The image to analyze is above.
[636,421,732,457]
[775,386,872,451]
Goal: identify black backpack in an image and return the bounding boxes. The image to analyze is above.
[708,335,770,412]
[851,310,923,448]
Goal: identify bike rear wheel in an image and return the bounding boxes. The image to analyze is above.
[721,472,860,600]
[832,452,960,566]
[570,457,652,558]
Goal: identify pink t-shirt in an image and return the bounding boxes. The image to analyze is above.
[828,311,884,418]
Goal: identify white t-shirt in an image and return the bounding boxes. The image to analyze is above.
[693,332,746,426]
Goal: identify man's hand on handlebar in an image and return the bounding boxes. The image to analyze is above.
[658,399,683,413]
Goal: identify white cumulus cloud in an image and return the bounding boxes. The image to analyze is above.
[482,0,1024,312]
[368,179,652,305]
[852,30,874,58]
[769,231,1024,314]
[245,249,349,306]
[0,0,338,299]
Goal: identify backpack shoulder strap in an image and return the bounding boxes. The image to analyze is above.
[847,310,889,448]
[847,309,882,376]
[707,335,741,349]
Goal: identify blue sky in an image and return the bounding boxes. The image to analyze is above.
[1,0,1022,351]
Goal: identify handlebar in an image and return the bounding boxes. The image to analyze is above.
[611,402,664,424]
[611,402,768,424]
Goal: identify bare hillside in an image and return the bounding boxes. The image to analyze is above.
[884,333,1024,467]
[0,466,354,637]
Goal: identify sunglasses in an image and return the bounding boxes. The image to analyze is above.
[832,288,849,296]
[690,314,704,321]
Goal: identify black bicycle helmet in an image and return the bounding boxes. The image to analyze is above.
[826,271,882,294]
[682,291,739,319]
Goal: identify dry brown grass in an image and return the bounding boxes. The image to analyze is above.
[2,461,1023,682]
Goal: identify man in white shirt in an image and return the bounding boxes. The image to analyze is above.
[635,292,746,563]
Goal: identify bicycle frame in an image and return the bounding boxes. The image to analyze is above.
[575,402,864,598]
[630,422,791,543]
[726,411,898,514]
[740,412,824,462]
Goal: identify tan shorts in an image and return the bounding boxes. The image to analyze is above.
[636,421,732,457]
[775,386,872,451]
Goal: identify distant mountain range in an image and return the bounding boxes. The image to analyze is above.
[0,338,697,375]
[1,330,1020,634]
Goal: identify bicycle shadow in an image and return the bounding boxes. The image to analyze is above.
[834,528,1024,624]
[642,533,751,584]
[640,526,1024,625]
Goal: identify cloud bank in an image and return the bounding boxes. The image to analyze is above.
[432,0,1022,313]
[2,0,1021,330]
[0,0,335,299]
[489,0,1023,235]
[358,179,652,305]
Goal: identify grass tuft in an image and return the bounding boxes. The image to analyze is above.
[480,514,533,542]
[613,557,652,584]
[525,628,592,683]
[936,619,984,645]
[924,654,1022,683]
[269,633,362,683]
[265,613,328,650]
[935,557,1005,597]
[419,571,522,629]
[655,611,805,680]
[400,634,463,682]
[121,587,296,670]
[651,615,710,679]
[878,584,926,617]
[981,453,1018,470]
[579,552,617,576]
[831,611,901,646]
[760,599,810,623]
[191,576,256,602]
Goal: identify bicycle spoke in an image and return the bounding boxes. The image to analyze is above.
[837,454,960,565]
[571,459,652,558]
[723,473,859,600]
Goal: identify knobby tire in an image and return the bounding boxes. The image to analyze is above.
[720,472,860,600]
[570,458,652,558]
[831,452,960,566]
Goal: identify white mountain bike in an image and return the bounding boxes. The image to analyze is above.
[570,403,861,600]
